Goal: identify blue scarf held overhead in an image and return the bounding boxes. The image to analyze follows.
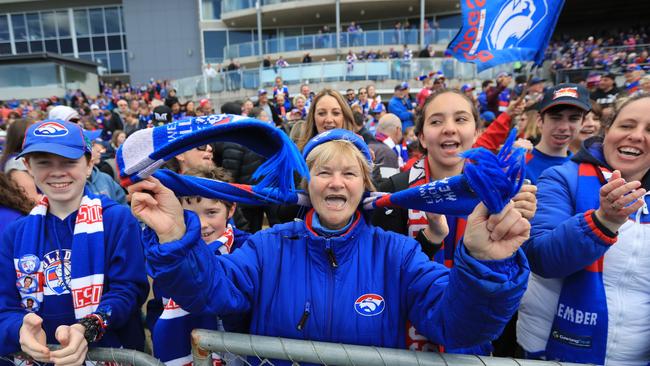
[117,115,525,216]
[15,193,106,320]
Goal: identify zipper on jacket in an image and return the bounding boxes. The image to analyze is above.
[325,238,335,339]
[296,301,311,331]
[325,240,338,268]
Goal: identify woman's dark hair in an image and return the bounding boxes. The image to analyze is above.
[0,173,34,214]
[414,88,480,137]
[248,107,265,119]
[0,119,34,169]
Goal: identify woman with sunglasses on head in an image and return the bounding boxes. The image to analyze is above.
[166,144,215,175]
[517,93,650,365]
[130,128,529,363]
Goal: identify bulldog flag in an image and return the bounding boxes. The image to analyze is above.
[447,0,565,72]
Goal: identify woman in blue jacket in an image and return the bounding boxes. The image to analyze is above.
[517,93,650,365]
[129,129,531,357]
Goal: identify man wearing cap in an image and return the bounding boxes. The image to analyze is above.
[0,120,148,360]
[48,106,81,125]
[525,78,546,108]
[254,89,280,125]
[525,83,591,184]
[487,72,513,116]
[461,84,477,108]
[590,73,619,112]
[388,82,415,129]
[149,105,173,128]
[624,64,645,94]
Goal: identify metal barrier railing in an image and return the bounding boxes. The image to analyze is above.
[7,345,164,366]
[190,329,586,366]
[222,29,458,59]
[172,58,545,100]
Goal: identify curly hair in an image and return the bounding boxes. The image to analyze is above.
[0,173,34,214]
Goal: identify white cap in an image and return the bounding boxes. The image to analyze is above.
[48,105,80,122]
[90,104,100,110]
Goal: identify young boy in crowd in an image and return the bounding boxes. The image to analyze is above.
[526,84,591,184]
[151,167,250,366]
[0,120,148,362]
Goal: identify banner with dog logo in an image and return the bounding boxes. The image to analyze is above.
[446,0,565,72]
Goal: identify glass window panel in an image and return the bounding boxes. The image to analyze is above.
[107,35,121,50]
[30,40,43,52]
[0,15,10,41]
[123,52,128,72]
[77,37,90,52]
[109,51,124,73]
[56,11,69,37]
[119,7,125,32]
[74,9,89,36]
[92,36,106,51]
[89,9,105,35]
[78,52,92,61]
[122,35,127,49]
[11,14,28,41]
[94,52,108,72]
[227,30,252,45]
[26,13,42,40]
[15,41,29,53]
[104,7,120,33]
[203,30,226,60]
[59,38,72,53]
[201,0,221,20]
[45,39,58,52]
[42,12,57,38]
[0,42,11,55]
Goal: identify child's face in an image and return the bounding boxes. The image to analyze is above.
[25,154,92,209]
[181,198,234,244]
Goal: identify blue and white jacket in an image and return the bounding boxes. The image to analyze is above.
[146,209,529,362]
[517,137,650,365]
[0,197,149,356]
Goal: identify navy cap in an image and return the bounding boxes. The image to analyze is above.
[302,129,372,165]
[395,82,409,91]
[538,83,591,113]
[18,120,90,159]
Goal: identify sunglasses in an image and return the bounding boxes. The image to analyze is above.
[195,145,209,151]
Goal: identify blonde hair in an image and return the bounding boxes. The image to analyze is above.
[521,109,541,141]
[301,140,375,192]
[293,94,306,106]
[296,89,355,151]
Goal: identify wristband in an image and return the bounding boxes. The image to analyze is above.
[77,312,108,344]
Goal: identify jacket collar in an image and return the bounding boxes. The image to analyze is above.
[303,209,365,269]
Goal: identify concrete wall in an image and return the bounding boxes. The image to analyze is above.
[123,0,202,85]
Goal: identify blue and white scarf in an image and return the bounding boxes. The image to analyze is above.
[153,226,235,365]
[14,193,105,320]
[117,115,525,217]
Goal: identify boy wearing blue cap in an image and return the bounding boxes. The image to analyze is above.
[525,83,591,184]
[0,120,148,363]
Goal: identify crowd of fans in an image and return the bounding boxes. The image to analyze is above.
[0,25,649,366]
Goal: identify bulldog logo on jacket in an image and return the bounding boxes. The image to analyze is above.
[354,294,385,316]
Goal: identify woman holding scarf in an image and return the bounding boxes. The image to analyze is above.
[517,93,650,365]
[372,89,536,354]
[130,126,530,362]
